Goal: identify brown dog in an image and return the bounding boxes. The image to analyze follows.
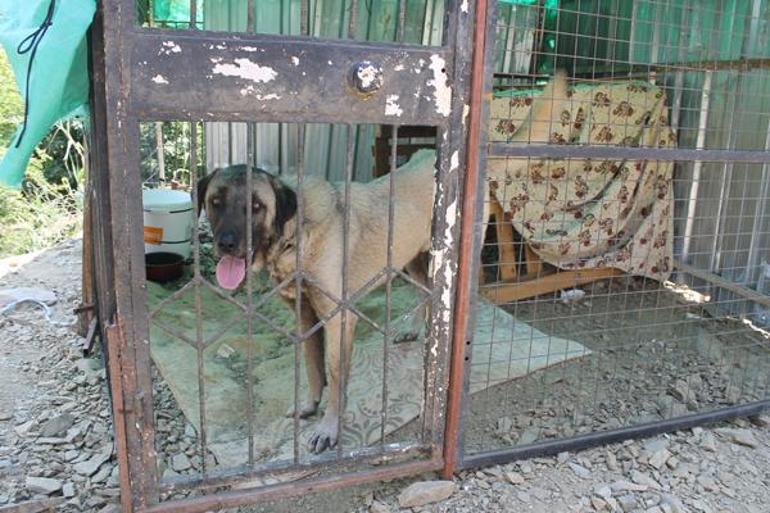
[197,149,437,453]
[196,71,566,453]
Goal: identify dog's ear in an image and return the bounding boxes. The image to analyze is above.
[196,170,216,217]
[271,177,297,238]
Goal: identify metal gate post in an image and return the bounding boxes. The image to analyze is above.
[91,0,160,509]
[442,0,493,479]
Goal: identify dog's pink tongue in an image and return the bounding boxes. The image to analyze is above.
[216,256,246,290]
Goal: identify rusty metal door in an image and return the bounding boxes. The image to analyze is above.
[88,1,485,511]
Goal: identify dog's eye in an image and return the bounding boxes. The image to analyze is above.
[211,198,221,208]
[252,203,260,212]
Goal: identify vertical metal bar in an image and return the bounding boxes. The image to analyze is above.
[743,0,768,287]
[422,0,435,46]
[396,0,407,43]
[348,0,358,39]
[247,0,255,32]
[500,5,514,74]
[461,0,499,464]
[244,0,258,469]
[709,0,741,275]
[650,0,662,66]
[189,0,197,29]
[88,0,117,380]
[628,0,638,62]
[105,321,133,513]
[337,124,356,457]
[300,0,309,36]
[293,123,306,463]
[731,162,752,286]
[670,0,691,136]
[379,125,398,446]
[442,0,489,479]
[245,143,256,468]
[189,121,210,473]
[745,119,770,287]
[155,122,165,182]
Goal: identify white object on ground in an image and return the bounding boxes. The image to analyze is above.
[560,288,586,303]
[0,288,73,327]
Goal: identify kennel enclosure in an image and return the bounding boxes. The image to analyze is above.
[83,0,770,511]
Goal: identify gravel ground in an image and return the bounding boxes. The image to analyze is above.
[0,239,768,513]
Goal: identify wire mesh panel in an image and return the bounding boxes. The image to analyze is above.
[139,121,445,502]
[459,0,770,465]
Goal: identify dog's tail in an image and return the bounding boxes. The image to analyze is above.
[511,69,568,144]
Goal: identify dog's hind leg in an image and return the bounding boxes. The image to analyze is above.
[285,297,325,419]
[395,252,431,343]
[308,311,358,454]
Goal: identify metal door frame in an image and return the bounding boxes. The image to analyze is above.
[88,0,489,511]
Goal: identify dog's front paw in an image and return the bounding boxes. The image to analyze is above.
[394,331,420,344]
[285,400,319,419]
[308,418,339,454]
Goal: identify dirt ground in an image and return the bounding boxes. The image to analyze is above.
[0,238,768,512]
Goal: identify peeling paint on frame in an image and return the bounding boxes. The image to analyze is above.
[159,41,181,56]
[385,95,403,117]
[427,55,451,117]
[212,59,277,83]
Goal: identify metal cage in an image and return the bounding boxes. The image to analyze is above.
[84,0,770,512]
[458,0,770,470]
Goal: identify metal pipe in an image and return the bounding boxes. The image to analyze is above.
[745,119,770,287]
[442,0,488,480]
[487,140,770,163]
[461,400,770,470]
[680,71,713,263]
[676,260,770,309]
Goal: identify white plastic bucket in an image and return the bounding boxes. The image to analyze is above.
[142,189,193,259]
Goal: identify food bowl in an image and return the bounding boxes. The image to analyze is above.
[145,252,185,283]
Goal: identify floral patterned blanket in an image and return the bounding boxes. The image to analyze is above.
[487,80,675,281]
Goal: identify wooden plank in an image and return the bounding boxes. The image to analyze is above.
[523,244,542,277]
[491,199,517,281]
[481,268,623,304]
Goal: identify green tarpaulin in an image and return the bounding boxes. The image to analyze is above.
[0,0,95,188]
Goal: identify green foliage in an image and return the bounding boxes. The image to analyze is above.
[0,49,23,149]
[0,49,85,256]
[0,151,83,257]
[139,120,205,187]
